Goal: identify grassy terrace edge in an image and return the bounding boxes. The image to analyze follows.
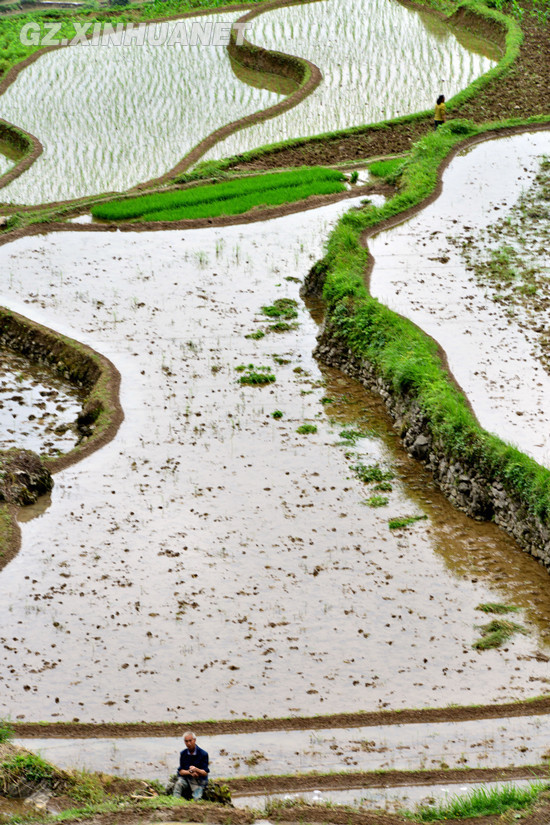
[305,114,550,563]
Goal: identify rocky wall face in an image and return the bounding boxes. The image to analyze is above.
[312,319,550,571]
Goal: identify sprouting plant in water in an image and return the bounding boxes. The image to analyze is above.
[364,495,388,507]
[271,410,283,419]
[472,619,529,650]
[296,423,317,434]
[352,461,394,484]
[388,514,427,529]
[475,603,520,615]
[236,364,276,386]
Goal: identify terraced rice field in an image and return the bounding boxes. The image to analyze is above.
[198,0,497,163]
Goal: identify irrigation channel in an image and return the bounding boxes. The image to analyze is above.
[0,0,496,204]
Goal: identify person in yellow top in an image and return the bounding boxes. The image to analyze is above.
[434,94,446,130]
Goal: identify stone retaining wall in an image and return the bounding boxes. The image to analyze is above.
[303,271,550,570]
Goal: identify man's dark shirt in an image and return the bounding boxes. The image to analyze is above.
[178,745,209,775]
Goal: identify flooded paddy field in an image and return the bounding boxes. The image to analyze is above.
[0,349,85,455]
[18,713,550,778]
[232,779,543,813]
[0,10,277,205]
[0,0,496,205]
[199,0,496,164]
[0,197,549,724]
[369,130,550,468]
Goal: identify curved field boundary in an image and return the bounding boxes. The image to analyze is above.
[303,119,550,565]
[11,694,550,736]
[187,0,517,174]
[0,118,42,191]
[0,0,512,211]
[0,305,123,573]
[0,0,324,205]
[132,0,324,190]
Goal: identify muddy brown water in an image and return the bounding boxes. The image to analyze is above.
[0,196,548,724]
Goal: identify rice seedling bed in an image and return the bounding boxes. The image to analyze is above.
[198,0,497,164]
[91,167,346,221]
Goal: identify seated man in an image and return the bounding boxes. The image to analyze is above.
[172,731,209,800]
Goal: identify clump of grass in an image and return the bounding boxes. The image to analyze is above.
[0,753,55,794]
[368,157,404,183]
[476,602,520,614]
[473,619,529,650]
[388,514,427,529]
[296,423,317,434]
[268,321,294,333]
[365,495,389,507]
[374,481,393,492]
[406,782,547,821]
[261,298,299,320]
[245,329,265,340]
[0,719,13,743]
[350,170,359,184]
[271,410,283,419]
[340,428,370,443]
[235,365,276,386]
[352,461,394,483]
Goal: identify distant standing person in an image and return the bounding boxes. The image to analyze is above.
[434,94,446,129]
[172,731,209,800]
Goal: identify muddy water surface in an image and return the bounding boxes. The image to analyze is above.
[0,200,549,723]
[369,131,550,467]
[0,350,85,455]
[18,713,550,778]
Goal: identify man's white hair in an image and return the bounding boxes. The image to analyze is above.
[184,730,196,739]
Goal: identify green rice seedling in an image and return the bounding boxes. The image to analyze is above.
[245,329,265,340]
[475,602,520,614]
[352,461,394,483]
[296,423,317,434]
[365,495,388,507]
[374,481,393,492]
[406,782,547,821]
[91,168,346,221]
[261,299,299,320]
[140,180,346,222]
[388,514,427,529]
[236,365,276,386]
[267,322,294,333]
[271,410,283,419]
[350,170,359,184]
[472,619,529,650]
